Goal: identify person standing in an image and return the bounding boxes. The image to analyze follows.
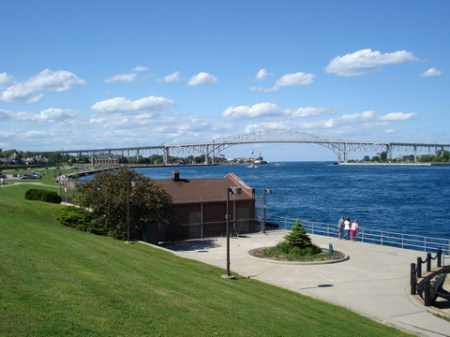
[337,216,345,239]
[350,220,359,241]
[343,218,351,240]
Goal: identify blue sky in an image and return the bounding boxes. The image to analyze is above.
[0,0,449,161]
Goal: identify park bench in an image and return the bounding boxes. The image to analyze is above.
[428,273,450,306]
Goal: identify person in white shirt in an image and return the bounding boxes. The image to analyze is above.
[343,218,351,240]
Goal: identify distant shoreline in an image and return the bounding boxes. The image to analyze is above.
[336,162,450,166]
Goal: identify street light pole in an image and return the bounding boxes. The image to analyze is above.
[261,189,272,234]
[223,186,242,279]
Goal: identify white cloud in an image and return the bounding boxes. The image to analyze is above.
[223,102,282,118]
[250,72,315,92]
[159,71,182,83]
[35,108,82,121]
[105,73,137,83]
[255,68,273,81]
[379,112,417,121]
[421,67,443,77]
[288,107,330,117]
[188,72,218,86]
[132,65,149,72]
[0,108,10,120]
[341,110,376,121]
[223,103,329,119]
[275,72,315,87]
[0,107,81,122]
[0,72,13,88]
[245,121,290,133]
[301,119,336,129]
[325,49,419,76]
[385,129,396,134]
[91,95,175,114]
[0,69,85,103]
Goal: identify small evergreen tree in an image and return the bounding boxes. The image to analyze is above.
[284,220,316,249]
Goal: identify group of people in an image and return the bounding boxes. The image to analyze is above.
[337,216,359,241]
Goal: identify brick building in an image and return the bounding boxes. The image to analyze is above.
[154,171,256,240]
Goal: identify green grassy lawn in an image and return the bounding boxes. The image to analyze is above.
[0,185,413,337]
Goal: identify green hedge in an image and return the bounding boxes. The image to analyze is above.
[55,206,106,235]
[25,189,62,203]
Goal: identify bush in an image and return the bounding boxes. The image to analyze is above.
[55,206,105,235]
[263,220,322,261]
[25,189,62,203]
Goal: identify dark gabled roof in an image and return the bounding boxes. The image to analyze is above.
[154,173,254,204]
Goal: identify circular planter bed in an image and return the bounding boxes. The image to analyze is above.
[248,247,349,265]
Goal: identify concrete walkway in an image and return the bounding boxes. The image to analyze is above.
[165,230,450,337]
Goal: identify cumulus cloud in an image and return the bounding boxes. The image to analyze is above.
[0,107,81,122]
[288,107,330,117]
[105,73,137,83]
[421,67,443,77]
[0,72,13,88]
[223,103,283,118]
[240,108,418,138]
[379,112,417,121]
[275,72,315,87]
[188,72,218,86]
[34,108,82,122]
[340,110,376,121]
[325,49,419,76]
[91,95,175,114]
[0,69,85,103]
[255,68,273,81]
[223,102,329,119]
[250,72,315,92]
[158,71,182,83]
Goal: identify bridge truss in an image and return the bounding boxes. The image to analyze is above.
[52,129,450,164]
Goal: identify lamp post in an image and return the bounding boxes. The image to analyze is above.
[222,186,242,279]
[126,180,137,244]
[261,189,272,234]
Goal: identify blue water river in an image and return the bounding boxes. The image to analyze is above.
[133,162,450,238]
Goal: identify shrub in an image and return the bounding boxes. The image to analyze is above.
[25,189,62,203]
[55,206,105,235]
[263,220,322,261]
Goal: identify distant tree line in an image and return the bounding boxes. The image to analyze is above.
[0,148,227,167]
[360,150,450,163]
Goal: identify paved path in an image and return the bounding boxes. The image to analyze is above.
[165,230,450,337]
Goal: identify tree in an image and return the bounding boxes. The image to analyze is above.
[76,168,173,240]
[284,220,318,250]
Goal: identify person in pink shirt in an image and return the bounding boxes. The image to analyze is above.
[350,220,359,241]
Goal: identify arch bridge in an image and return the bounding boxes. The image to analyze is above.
[54,129,450,165]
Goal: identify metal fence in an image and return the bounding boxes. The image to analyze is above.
[270,216,450,259]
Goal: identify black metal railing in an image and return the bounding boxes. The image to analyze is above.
[410,249,450,306]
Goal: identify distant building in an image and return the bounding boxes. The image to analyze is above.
[0,152,21,165]
[92,154,120,165]
[154,171,256,240]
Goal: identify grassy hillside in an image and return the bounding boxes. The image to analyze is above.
[0,185,413,337]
